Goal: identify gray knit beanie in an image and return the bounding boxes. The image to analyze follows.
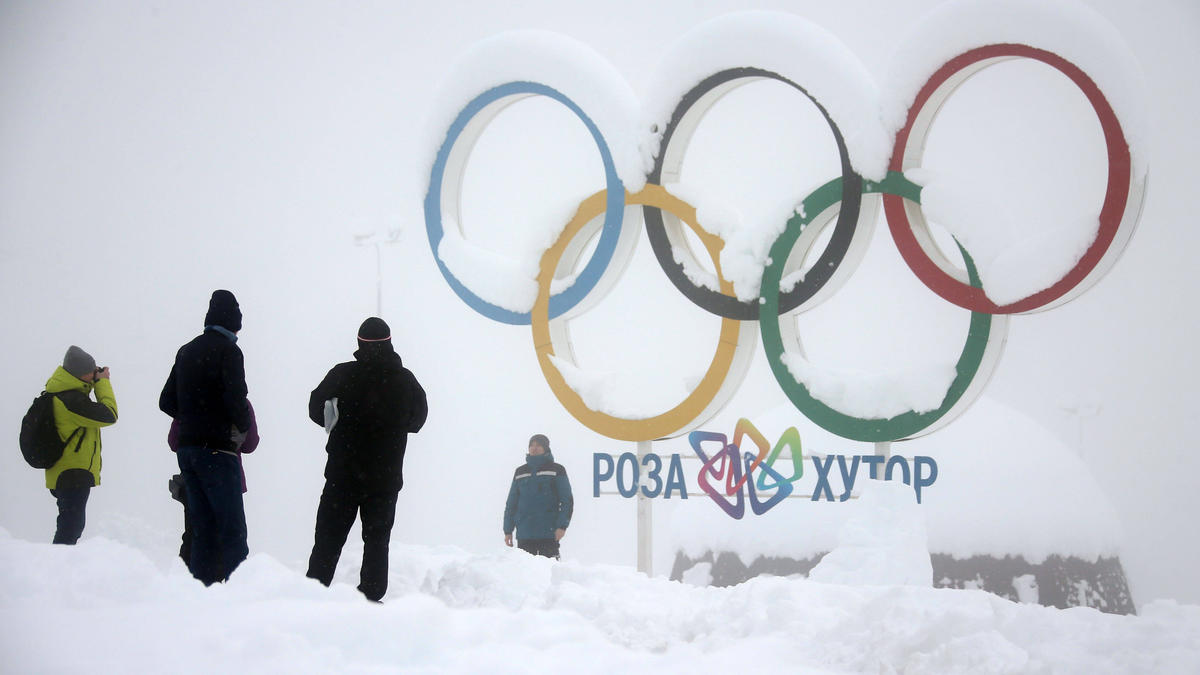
[63,345,96,379]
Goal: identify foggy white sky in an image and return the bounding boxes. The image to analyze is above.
[1,0,1197,608]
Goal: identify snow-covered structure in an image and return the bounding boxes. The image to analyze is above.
[668,397,1135,614]
[419,0,1147,616]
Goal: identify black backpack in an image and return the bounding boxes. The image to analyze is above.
[19,392,80,469]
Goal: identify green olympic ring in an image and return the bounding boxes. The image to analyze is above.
[759,172,1008,442]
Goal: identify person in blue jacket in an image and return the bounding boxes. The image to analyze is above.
[503,434,573,559]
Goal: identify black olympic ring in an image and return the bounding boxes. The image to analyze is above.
[644,67,868,320]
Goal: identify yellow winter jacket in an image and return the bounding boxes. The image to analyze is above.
[43,366,118,489]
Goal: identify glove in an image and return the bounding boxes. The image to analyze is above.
[231,425,248,451]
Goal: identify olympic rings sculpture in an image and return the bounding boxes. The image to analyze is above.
[424,6,1148,444]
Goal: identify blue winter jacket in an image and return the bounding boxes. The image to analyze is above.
[503,451,573,541]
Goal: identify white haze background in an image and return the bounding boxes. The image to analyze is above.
[0,0,1197,631]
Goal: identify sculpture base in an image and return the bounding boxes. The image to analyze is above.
[670,550,1136,615]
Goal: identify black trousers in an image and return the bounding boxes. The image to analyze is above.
[177,447,248,586]
[518,538,560,559]
[306,481,399,602]
[50,485,91,545]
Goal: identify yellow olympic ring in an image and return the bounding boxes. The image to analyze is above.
[531,184,755,441]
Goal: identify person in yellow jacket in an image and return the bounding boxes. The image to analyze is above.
[44,345,118,544]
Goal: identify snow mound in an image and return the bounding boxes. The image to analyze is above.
[2,528,1198,673]
[809,480,933,586]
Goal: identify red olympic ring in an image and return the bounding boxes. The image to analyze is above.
[886,43,1143,314]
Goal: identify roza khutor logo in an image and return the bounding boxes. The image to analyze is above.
[592,419,938,519]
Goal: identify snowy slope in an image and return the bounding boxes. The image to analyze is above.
[2,528,1198,674]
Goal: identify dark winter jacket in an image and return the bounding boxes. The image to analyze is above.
[503,451,573,541]
[159,327,251,451]
[169,400,258,492]
[43,366,118,490]
[307,343,427,493]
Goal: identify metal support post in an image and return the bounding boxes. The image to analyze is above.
[873,441,890,479]
[636,439,652,576]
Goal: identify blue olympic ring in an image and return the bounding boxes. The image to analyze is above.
[424,81,627,325]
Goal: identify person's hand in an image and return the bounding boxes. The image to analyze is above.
[95,367,110,380]
[504,533,513,547]
[554,528,565,542]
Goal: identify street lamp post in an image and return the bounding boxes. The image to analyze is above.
[353,229,402,316]
[1060,398,1102,455]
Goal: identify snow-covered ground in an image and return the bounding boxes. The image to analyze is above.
[2,527,1197,674]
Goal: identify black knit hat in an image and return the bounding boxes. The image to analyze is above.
[357,317,391,348]
[204,290,242,332]
[528,434,550,452]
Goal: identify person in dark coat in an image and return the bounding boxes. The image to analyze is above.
[306,317,427,602]
[503,434,573,559]
[158,289,253,586]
